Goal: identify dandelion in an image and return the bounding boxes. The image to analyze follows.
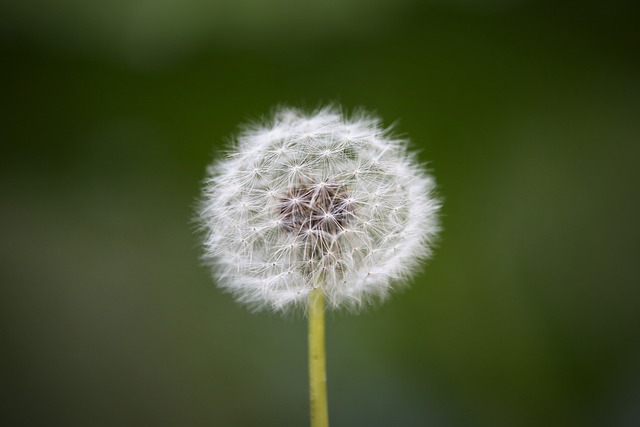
[197,106,440,426]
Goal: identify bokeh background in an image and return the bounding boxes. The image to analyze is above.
[2,0,639,426]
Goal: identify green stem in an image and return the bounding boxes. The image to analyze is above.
[308,287,329,427]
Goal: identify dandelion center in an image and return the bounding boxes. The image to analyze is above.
[278,181,354,237]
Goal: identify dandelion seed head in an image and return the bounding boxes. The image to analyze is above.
[198,106,441,313]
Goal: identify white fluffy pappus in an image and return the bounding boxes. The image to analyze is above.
[198,106,441,313]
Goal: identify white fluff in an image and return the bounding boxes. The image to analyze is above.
[198,106,440,313]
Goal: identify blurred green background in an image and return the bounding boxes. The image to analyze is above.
[2,0,639,426]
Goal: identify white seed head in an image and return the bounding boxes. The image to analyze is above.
[198,106,441,313]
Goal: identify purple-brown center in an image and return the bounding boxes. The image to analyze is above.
[279,181,355,238]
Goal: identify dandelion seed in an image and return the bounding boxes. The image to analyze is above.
[198,106,441,313]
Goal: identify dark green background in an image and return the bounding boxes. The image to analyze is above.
[2,1,639,426]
